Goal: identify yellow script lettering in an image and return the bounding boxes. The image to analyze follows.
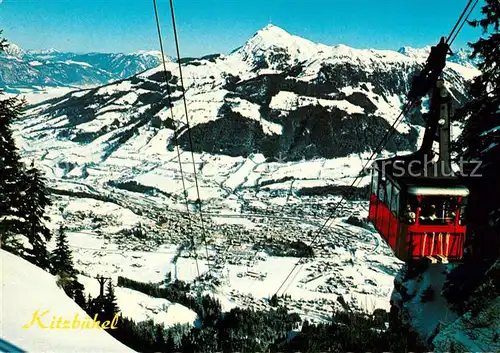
[72,313,81,329]
[22,310,49,329]
[110,314,119,329]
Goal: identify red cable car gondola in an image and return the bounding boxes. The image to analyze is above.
[368,38,469,263]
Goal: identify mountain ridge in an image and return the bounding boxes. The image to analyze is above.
[2,25,478,92]
[0,43,170,91]
[14,24,479,169]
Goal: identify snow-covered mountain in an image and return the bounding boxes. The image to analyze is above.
[397,46,479,70]
[0,43,169,91]
[16,25,478,162]
[0,249,135,352]
[10,24,481,326]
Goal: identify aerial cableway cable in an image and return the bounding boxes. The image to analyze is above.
[448,0,481,46]
[274,0,481,297]
[274,100,416,296]
[152,0,200,277]
[446,0,476,45]
[279,109,413,295]
[167,0,213,276]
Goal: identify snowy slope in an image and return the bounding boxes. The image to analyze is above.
[77,275,200,329]
[433,297,500,352]
[390,264,458,343]
[3,86,87,105]
[0,249,135,352]
[391,260,500,351]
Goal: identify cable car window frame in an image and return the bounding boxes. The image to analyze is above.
[442,197,459,225]
[418,196,459,226]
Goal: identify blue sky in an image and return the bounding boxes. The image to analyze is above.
[0,0,485,57]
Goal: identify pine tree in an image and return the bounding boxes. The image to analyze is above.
[0,33,52,267]
[51,225,77,277]
[456,0,500,260]
[20,160,52,268]
[165,331,175,352]
[269,293,279,307]
[86,290,108,321]
[85,294,98,317]
[154,325,166,352]
[0,32,7,51]
[51,225,88,307]
[0,36,28,254]
[72,280,87,309]
[104,281,120,322]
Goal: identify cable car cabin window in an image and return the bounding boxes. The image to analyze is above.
[378,176,386,203]
[375,176,399,210]
[402,194,418,224]
[390,186,400,216]
[459,197,468,225]
[418,196,458,225]
[370,168,378,196]
[385,182,393,209]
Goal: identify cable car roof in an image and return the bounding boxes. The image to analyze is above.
[407,186,469,196]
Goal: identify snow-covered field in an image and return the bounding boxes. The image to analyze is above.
[11,108,403,320]
[79,277,200,329]
[3,86,93,105]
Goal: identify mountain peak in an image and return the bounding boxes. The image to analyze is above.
[134,50,162,56]
[234,24,320,65]
[29,48,59,53]
[258,24,290,35]
[250,24,294,44]
[133,50,171,62]
[241,25,287,51]
[397,45,431,59]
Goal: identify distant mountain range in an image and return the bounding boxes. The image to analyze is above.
[397,46,479,69]
[0,43,170,92]
[1,33,479,94]
[15,24,479,167]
